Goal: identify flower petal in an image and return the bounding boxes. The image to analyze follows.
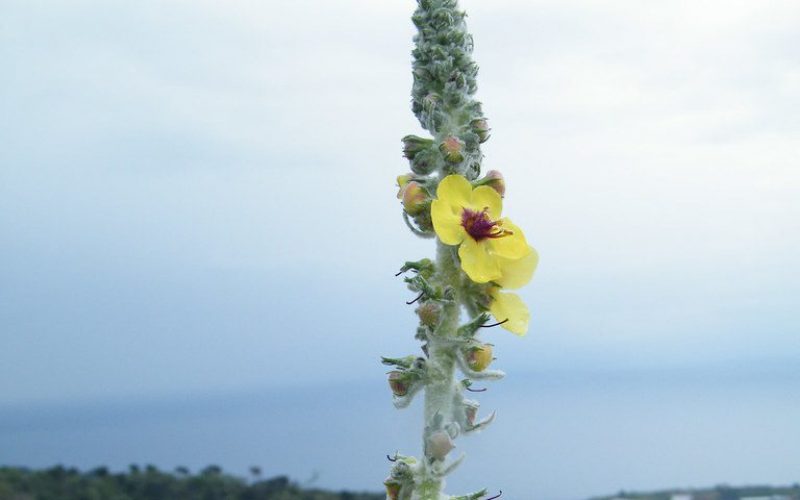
[458,238,502,283]
[470,185,502,220]
[489,291,530,336]
[436,175,472,209]
[496,246,539,289]
[488,218,528,260]
[431,199,466,245]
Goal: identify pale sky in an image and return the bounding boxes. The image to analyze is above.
[1,1,799,495]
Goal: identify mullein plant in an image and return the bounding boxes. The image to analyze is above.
[384,1,539,499]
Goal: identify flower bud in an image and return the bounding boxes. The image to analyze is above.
[410,148,437,175]
[416,302,441,328]
[402,135,434,160]
[426,431,455,460]
[396,173,413,199]
[482,170,505,197]
[384,478,401,500]
[402,181,428,215]
[439,136,465,164]
[466,344,493,372]
[470,118,491,143]
[388,371,410,397]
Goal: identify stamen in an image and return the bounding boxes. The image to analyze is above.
[387,454,397,462]
[406,293,424,305]
[487,491,503,500]
[466,386,487,393]
[461,207,512,242]
[480,319,509,328]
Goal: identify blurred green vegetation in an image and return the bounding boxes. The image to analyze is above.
[1,466,797,500]
[0,465,383,500]
[592,483,800,500]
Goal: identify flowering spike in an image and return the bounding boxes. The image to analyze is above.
[384,1,537,498]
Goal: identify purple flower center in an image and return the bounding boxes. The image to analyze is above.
[461,207,510,241]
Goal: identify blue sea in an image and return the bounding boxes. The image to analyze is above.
[1,367,798,500]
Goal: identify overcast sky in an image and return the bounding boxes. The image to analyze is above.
[1,1,799,494]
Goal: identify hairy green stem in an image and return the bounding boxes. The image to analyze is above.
[417,243,461,499]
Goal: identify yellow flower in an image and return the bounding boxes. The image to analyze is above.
[431,175,529,283]
[489,289,530,336]
[496,245,539,290]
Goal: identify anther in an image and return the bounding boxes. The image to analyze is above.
[406,293,424,305]
[480,319,509,328]
[486,491,503,500]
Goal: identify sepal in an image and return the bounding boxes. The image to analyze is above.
[457,313,490,338]
[402,135,434,160]
[450,489,488,500]
[381,355,417,370]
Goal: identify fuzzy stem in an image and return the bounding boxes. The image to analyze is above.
[415,243,462,499]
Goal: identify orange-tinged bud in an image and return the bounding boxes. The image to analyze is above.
[470,118,491,143]
[483,170,505,197]
[467,344,493,372]
[402,181,428,215]
[396,173,413,199]
[388,371,409,396]
[384,479,401,500]
[439,136,465,163]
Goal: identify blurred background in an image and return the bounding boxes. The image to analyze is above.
[1,1,798,498]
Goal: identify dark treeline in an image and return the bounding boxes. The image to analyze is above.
[0,465,383,500]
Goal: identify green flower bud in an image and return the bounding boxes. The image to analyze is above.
[470,118,491,143]
[402,135,434,160]
[439,136,465,164]
[410,148,437,175]
[466,343,493,372]
[402,181,428,215]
